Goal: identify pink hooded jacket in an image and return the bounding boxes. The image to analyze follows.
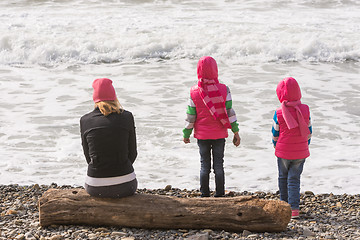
[190,57,229,139]
[275,77,310,159]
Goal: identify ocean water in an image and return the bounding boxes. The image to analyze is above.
[0,0,359,194]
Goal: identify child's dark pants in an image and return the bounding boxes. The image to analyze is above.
[197,139,225,197]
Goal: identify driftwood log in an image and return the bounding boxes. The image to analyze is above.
[38,189,291,232]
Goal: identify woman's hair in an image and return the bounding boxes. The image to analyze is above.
[95,99,124,116]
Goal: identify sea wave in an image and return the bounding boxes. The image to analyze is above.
[1,32,359,67]
[0,0,359,67]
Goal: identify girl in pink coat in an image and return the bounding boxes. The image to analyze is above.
[183,56,241,197]
[272,77,312,218]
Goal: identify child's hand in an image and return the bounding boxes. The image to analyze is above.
[233,133,241,147]
[183,138,190,144]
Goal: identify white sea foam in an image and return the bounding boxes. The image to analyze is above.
[0,0,359,66]
[0,0,359,194]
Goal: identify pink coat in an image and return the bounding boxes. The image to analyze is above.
[190,83,229,140]
[275,77,310,159]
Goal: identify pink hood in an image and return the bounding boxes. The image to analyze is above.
[197,56,219,82]
[276,77,301,103]
[276,77,309,137]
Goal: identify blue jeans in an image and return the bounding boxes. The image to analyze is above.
[197,139,225,197]
[277,157,305,210]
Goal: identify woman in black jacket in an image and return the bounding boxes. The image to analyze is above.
[80,78,137,198]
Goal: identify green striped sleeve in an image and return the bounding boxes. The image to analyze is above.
[183,128,193,138]
[186,105,196,115]
[231,121,239,133]
[225,100,232,109]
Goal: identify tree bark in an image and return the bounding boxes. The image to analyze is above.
[38,189,291,232]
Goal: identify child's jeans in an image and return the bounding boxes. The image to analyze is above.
[277,157,305,210]
[197,139,225,197]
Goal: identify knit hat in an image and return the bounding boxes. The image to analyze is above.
[92,78,117,103]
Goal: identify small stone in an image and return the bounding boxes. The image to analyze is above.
[305,191,315,196]
[25,232,34,238]
[183,232,191,237]
[325,234,335,239]
[6,209,18,215]
[14,220,23,225]
[88,233,97,239]
[110,231,127,237]
[30,222,39,228]
[242,230,252,237]
[95,227,108,232]
[164,185,172,191]
[336,202,342,208]
[33,233,40,239]
[226,191,235,197]
[121,238,135,240]
[232,233,240,238]
[16,204,26,211]
[303,228,315,237]
[15,234,25,240]
[49,235,63,240]
[247,234,259,238]
[186,233,209,240]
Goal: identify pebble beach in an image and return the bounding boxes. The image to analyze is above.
[0,184,359,240]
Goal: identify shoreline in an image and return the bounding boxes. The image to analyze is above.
[0,184,359,240]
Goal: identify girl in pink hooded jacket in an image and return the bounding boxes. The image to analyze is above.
[183,56,241,197]
[272,77,312,218]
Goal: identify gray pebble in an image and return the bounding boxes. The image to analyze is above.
[15,234,25,240]
[242,229,252,237]
[110,231,127,237]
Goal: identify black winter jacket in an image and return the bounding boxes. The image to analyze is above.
[80,108,137,178]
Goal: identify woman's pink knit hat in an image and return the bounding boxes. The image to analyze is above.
[92,78,117,103]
